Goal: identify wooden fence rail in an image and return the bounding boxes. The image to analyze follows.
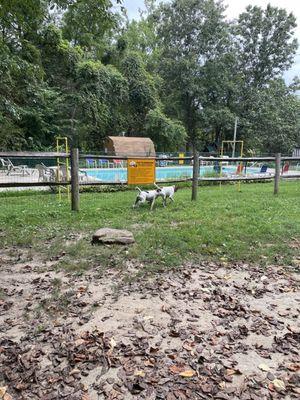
[0,150,299,211]
[0,151,69,158]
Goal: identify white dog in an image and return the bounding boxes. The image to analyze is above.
[154,184,178,206]
[133,187,163,210]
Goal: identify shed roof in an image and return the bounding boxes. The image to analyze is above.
[105,136,156,157]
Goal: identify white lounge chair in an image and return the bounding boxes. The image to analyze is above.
[1,158,31,176]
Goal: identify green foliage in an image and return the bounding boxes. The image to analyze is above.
[120,52,158,133]
[244,80,300,154]
[152,0,299,152]
[234,4,298,87]
[145,108,187,151]
[75,60,129,147]
[155,0,229,147]
[0,0,299,153]
[61,0,117,50]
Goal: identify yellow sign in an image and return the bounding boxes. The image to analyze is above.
[179,152,185,165]
[127,158,156,185]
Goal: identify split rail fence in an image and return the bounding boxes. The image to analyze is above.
[0,150,299,211]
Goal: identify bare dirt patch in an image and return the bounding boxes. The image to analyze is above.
[0,248,299,399]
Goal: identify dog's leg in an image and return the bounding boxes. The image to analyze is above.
[163,195,167,207]
[169,196,175,202]
[150,197,156,211]
[133,197,141,208]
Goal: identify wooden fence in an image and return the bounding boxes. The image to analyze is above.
[0,150,299,211]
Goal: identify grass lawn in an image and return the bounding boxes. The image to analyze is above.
[0,181,299,275]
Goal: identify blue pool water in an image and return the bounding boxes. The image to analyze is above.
[85,165,259,183]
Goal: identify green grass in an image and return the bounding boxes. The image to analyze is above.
[0,182,299,275]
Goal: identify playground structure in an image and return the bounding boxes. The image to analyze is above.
[56,137,70,201]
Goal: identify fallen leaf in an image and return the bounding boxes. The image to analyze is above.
[219,381,226,389]
[179,370,196,378]
[273,379,285,392]
[81,384,88,392]
[169,365,185,374]
[74,338,86,346]
[226,368,241,376]
[134,370,145,377]
[259,363,271,372]
[0,387,7,397]
[144,359,155,367]
[110,337,116,350]
[287,325,300,334]
[70,368,81,375]
[3,394,12,400]
[287,363,300,372]
[143,315,154,321]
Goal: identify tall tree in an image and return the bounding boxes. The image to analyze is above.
[61,0,120,52]
[155,0,229,150]
[234,4,298,88]
[243,79,300,154]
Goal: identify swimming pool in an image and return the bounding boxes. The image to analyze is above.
[85,165,260,183]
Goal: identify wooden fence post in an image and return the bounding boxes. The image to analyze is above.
[274,153,281,195]
[70,148,80,211]
[191,150,199,201]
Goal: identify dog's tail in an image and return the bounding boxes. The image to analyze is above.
[154,183,161,189]
[135,187,142,193]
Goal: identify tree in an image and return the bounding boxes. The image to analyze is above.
[234,4,298,88]
[0,0,298,154]
[243,79,300,154]
[75,60,129,148]
[155,0,229,149]
[120,51,158,134]
[61,0,120,52]
[152,0,299,152]
[145,108,187,151]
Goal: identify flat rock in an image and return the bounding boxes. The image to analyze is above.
[92,228,135,245]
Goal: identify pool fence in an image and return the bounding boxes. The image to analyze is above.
[0,150,299,211]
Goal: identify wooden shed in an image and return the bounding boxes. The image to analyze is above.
[104,136,156,157]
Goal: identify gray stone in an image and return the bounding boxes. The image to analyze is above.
[92,228,135,245]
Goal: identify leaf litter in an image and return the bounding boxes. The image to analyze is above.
[0,247,299,399]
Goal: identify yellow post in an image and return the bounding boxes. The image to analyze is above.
[237,140,244,192]
[56,137,61,201]
[56,136,70,202]
[179,153,185,165]
[65,137,70,200]
[219,143,224,189]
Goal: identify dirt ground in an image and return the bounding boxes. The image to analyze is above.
[0,246,299,400]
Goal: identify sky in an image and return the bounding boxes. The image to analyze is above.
[122,0,300,84]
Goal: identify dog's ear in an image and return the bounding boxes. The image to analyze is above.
[156,188,162,192]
